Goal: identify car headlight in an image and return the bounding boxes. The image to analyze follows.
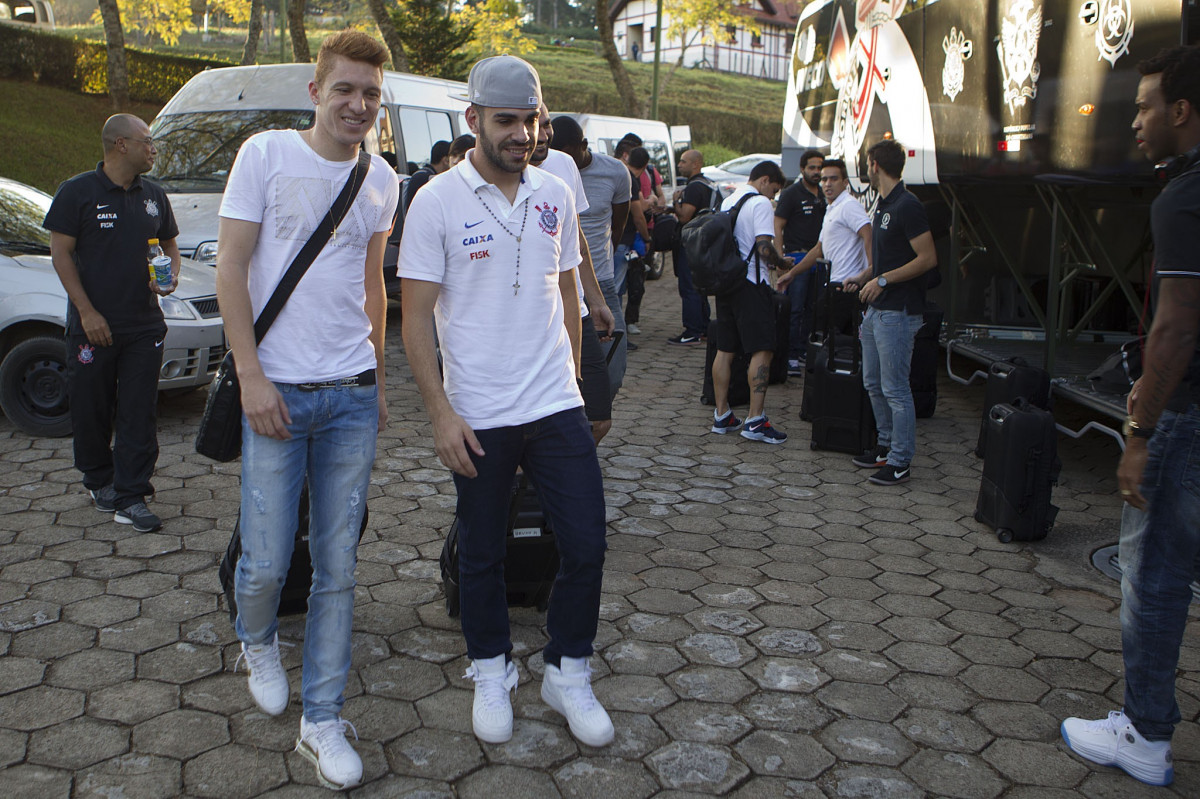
[194,241,218,263]
[159,295,197,320]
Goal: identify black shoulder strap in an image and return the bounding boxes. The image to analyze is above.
[253,149,371,344]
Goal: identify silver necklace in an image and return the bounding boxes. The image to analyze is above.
[474,190,529,295]
[316,155,359,243]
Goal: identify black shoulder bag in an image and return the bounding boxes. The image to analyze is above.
[195,150,372,462]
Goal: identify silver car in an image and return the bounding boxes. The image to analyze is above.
[0,177,225,437]
[701,153,783,198]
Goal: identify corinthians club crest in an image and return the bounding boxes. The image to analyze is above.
[997,0,1043,114]
[942,27,973,102]
[535,203,559,237]
[144,198,160,217]
[1079,0,1134,68]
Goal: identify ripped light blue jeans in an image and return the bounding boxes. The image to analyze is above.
[235,381,377,722]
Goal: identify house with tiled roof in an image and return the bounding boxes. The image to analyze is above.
[609,0,799,82]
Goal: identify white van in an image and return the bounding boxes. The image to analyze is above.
[148,63,468,287]
[557,113,684,197]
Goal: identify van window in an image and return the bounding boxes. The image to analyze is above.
[597,137,673,186]
[398,108,454,171]
[371,108,399,171]
[148,110,315,191]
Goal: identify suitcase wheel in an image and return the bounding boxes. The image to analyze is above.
[996,528,1013,544]
[973,510,983,523]
[810,442,818,450]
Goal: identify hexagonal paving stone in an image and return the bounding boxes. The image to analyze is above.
[743,657,829,694]
[385,727,484,781]
[485,719,577,768]
[896,707,994,753]
[75,753,181,799]
[888,673,977,713]
[388,627,466,664]
[960,665,1051,703]
[603,640,687,676]
[11,621,95,660]
[592,675,678,714]
[133,708,230,759]
[739,692,833,734]
[184,743,288,798]
[0,727,27,768]
[62,594,141,628]
[553,756,659,799]
[455,764,562,799]
[734,730,836,780]
[46,648,135,691]
[749,628,823,659]
[137,641,223,684]
[646,741,750,794]
[0,685,84,730]
[820,765,924,799]
[683,608,764,637]
[884,641,971,677]
[342,694,420,744]
[655,701,753,745]
[89,679,180,725]
[981,738,1090,787]
[0,656,45,695]
[677,632,757,667]
[98,616,179,654]
[900,749,1006,799]
[27,716,129,770]
[106,571,180,599]
[140,588,216,622]
[816,682,907,723]
[0,764,73,797]
[359,657,447,701]
[667,666,756,703]
[818,718,915,767]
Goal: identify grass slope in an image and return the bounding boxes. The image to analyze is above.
[0,78,163,193]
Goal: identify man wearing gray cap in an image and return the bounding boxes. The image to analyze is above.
[399,55,614,749]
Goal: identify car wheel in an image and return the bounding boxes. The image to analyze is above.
[646,252,665,280]
[0,335,72,437]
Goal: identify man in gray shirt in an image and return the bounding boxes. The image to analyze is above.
[551,116,631,400]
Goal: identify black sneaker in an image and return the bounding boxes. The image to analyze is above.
[869,464,911,485]
[90,485,117,513]
[851,446,889,468]
[114,502,162,532]
[668,334,702,346]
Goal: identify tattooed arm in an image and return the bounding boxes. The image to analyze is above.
[755,235,794,271]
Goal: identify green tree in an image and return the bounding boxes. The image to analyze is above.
[95,0,192,46]
[96,0,130,109]
[456,0,536,57]
[659,0,758,93]
[392,0,474,80]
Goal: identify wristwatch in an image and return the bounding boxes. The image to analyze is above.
[1122,416,1154,439]
[877,275,888,288]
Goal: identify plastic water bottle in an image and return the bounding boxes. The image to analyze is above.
[148,239,171,288]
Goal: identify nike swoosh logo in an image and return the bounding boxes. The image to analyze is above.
[154,340,164,348]
[97,204,109,209]
[464,221,484,229]
[895,469,909,479]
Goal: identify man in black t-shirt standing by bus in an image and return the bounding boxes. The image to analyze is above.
[669,149,718,345]
[845,139,937,485]
[773,148,825,374]
[1061,45,1200,789]
[43,114,180,532]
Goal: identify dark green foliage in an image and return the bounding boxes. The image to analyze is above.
[0,24,232,103]
[391,0,474,81]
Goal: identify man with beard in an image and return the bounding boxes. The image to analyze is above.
[1061,45,1200,788]
[773,148,825,373]
[399,56,614,749]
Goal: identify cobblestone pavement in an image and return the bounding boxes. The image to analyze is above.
[1,274,1197,798]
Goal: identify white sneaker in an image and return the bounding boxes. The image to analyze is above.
[1061,710,1173,786]
[296,716,363,790]
[627,323,641,335]
[464,655,518,743]
[235,634,289,716]
[541,656,614,747]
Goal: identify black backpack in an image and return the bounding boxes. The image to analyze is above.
[679,192,756,297]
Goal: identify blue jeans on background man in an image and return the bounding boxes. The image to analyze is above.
[860,307,923,467]
[673,245,710,338]
[452,407,607,667]
[1118,405,1200,741]
[235,382,378,723]
[784,251,809,360]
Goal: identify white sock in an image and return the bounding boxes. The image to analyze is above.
[714,409,732,422]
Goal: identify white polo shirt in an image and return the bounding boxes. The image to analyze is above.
[820,190,871,283]
[722,185,775,285]
[536,149,590,318]
[398,153,583,430]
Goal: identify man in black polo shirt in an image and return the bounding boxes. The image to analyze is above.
[1061,44,1200,788]
[43,114,180,532]
[847,139,936,485]
[773,148,825,374]
[669,149,718,345]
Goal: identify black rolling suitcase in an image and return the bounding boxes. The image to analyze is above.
[220,484,370,623]
[701,319,751,407]
[975,358,1052,457]
[808,332,876,454]
[911,304,943,419]
[440,473,559,617]
[975,400,1061,543]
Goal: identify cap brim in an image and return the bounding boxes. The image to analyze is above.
[448,89,471,103]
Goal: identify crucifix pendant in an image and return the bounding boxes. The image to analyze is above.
[512,280,521,296]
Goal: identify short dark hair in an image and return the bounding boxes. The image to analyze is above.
[749,160,785,184]
[867,139,905,180]
[549,115,584,150]
[821,158,848,180]
[620,132,643,147]
[801,148,824,168]
[1138,45,1200,113]
[430,140,451,164]
[628,146,650,169]
[449,134,475,158]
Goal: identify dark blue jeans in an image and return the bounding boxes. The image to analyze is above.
[784,251,809,359]
[1119,405,1200,741]
[673,245,710,338]
[452,407,607,666]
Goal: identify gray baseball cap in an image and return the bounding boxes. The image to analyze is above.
[456,55,542,109]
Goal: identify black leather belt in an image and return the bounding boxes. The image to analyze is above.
[297,370,376,391]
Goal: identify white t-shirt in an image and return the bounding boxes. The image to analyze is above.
[578,152,631,283]
[398,154,583,430]
[722,185,774,285]
[219,130,400,383]
[536,149,590,317]
[820,190,871,283]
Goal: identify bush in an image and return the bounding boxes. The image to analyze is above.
[0,24,232,103]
